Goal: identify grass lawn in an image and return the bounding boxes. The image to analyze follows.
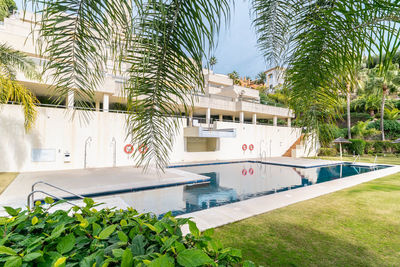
[214,157,400,266]
[315,154,400,165]
[0,172,18,194]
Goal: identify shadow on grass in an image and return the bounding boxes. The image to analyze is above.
[217,221,383,266]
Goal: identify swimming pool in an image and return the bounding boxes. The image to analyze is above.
[100,162,389,217]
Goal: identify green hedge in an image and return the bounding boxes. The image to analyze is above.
[340,139,400,155]
[0,198,254,267]
[318,147,337,156]
[347,139,366,155]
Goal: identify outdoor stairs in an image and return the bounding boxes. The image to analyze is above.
[283,135,304,157]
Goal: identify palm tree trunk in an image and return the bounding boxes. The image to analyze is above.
[346,83,351,139]
[381,84,387,140]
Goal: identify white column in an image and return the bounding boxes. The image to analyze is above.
[95,100,100,112]
[232,116,236,122]
[287,117,291,127]
[67,90,74,109]
[252,114,257,125]
[206,108,211,125]
[103,94,109,113]
[239,112,244,124]
[189,111,193,127]
[273,116,278,126]
[219,114,223,121]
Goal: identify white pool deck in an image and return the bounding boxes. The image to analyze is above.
[1,157,399,232]
[0,166,208,209]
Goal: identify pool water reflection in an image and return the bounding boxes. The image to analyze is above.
[105,162,389,217]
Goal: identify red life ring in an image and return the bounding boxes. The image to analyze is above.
[249,168,254,175]
[138,144,148,154]
[242,169,247,176]
[124,144,134,154]
[249,144,254,151]
[242,144,247,151]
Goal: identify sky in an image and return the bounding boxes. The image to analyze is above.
[14,0,266,79]
[209,1,267,78]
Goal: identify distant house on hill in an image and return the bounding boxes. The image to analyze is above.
[265,67,285,93]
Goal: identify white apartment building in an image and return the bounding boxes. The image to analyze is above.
[0,13,316,172]
[265,67,285,93]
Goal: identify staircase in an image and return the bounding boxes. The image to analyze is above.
[283,135,304,157]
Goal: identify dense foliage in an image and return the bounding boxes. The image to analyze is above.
[0,198,254,266]
[367,120,400,139]
[0,0,16,21]
[347,139,367,155]
[320,140,400,156]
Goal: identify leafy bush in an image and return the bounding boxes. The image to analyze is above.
[367,120,400,139]
[318,124,346,147]
[0,198,254,267]
[318,147,337,156]
[347,139,366,155]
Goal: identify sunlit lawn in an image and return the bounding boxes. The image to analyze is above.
[214,156,400,266]
[0,172,18,194]
[316,154,400,165]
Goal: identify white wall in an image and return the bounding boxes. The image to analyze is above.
[0,105,306,172]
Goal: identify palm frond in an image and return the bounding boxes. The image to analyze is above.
[0,43,39,80]
[28,0,131,108]
[0,75,38,130]
[125,0,230,170]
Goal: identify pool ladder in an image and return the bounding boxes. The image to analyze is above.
[27,181,84,209]
[352,155,360,164]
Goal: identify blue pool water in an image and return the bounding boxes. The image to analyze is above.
[102,162,389,217]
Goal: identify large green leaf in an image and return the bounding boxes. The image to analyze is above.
[57,234,76,254]
[0,246,16,255]
[98,225,117,240]
[48,224,65,240]
[177,249,213,267]
[3,206,20,216]
[4,256,21,267]
[23,252,42,262]
[148,254,174,267]
[121,248,133,267]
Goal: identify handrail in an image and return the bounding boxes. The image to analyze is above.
[373,155,378,165]
[28,181,85,209]
[32,181,85,199]
[352,154,360,164]
[27,190,79,209]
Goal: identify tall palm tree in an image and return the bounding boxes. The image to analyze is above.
[365,63,400,140]
[209,56,217,71]
[0,43,39,130]
[26,0,400,169]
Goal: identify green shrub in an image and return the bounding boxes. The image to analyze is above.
[347,139,366,155]
[367,120,400,139]
[318,147,337,156]
[364,141,373,154]
[0,198,254,266]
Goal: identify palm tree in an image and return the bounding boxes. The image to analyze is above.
[353,94,381,117]
[384,108,400,120]
[26,0,400,169]
[252,0,400,142]
[364,63,400,140]
[228,71,240,85]
[0,43,39,130]
[209,56,217,71]
[28,0,230,170]
[256,71,266,85]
